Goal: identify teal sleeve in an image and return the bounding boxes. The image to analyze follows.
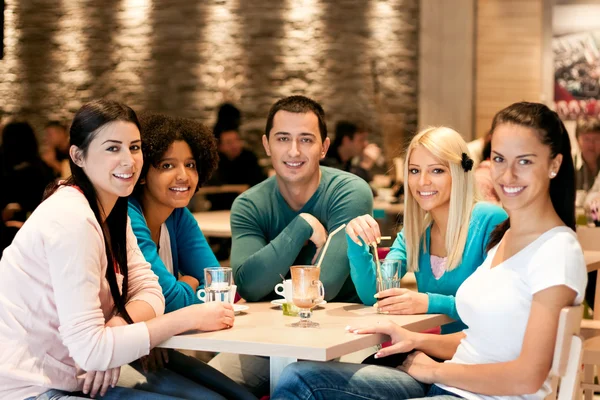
[348,229,407,306]
[128,203,199,313]
[175,208,220,290]
[427,292,460,319]
[319,179,374,301]
[230,197,313,302]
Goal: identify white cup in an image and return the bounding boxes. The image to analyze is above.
[274,280,293,302]
[197,284,237,304]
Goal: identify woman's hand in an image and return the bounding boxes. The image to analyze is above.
[346,214,381,246]
[140,348,170,373]
[375,289,429,315]
[398,351,441,384]
[346,320,418,357]
[82,368,120,398]
[191,302,235,331]
[179,275,200,292]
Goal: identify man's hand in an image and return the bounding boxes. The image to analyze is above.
[299,213,328,263]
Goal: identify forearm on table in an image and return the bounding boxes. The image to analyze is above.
[145,307,196,348]
[414,331,463,360]
[232,218,312,300]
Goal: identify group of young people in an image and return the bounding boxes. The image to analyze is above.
[0,94,588,400]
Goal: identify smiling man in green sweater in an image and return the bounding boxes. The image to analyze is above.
[208,95,373,396]
[231,95,373,303]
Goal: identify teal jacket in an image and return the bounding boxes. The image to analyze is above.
[128,198,220,313]
[348,202,507,333]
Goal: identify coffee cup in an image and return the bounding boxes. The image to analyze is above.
[274,279,293,302]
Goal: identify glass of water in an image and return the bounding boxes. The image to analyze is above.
[376,259,402,294]
[202,267,233,303]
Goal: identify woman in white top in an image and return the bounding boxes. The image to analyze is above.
[271,102,588,400]
[0,100,245,400]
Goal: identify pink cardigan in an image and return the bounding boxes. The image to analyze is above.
[0,187,165,399]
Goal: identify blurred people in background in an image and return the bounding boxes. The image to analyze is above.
[471,131,501,204]
[208,103,266,211]
[466,130,492,169]
[0,121,55,252]
[322,121,381,182]
[41,120,70,177]
[574,117,600,190]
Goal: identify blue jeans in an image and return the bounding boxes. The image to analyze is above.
[271,361,462,400]
[31,350,256,400]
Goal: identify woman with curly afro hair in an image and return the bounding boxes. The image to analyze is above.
[127,113,256,400]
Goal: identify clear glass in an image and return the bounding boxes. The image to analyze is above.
[290,265,325,328]
[202,267,232,303]
[376,259,403,314]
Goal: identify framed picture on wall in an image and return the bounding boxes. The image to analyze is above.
[553,2,600,120]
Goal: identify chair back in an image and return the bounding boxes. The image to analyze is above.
[577,226,600,251]
[546,305,583,400]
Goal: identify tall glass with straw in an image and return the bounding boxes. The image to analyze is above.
[289,224,346,328]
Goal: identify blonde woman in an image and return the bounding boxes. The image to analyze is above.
[346,127,507,334]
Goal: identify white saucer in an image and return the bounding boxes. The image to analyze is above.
[270,299,327,307]
[233,304,249,314]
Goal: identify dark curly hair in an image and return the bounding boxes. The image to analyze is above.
[134,113,219,196]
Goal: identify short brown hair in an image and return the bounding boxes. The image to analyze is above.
[576,117,600,138]
[264,95,327,142]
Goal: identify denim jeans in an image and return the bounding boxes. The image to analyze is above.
[271,361,462,400]
[31,350,256,400]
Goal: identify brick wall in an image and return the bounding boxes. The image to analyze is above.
[0,0,418,158]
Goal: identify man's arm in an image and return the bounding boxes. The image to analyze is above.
[319,178,374,300]
[230,196,313,301]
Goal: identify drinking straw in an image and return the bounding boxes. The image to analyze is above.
[372,242,382,282]
[316,224,346,269]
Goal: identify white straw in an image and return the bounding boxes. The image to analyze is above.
[316,224,346,268]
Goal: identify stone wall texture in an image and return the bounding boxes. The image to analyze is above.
[0,0,418,158]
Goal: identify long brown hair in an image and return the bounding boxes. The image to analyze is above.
[486,102,575,251]
[44,100,140,324]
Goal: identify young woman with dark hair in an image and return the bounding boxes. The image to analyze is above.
[0,100,245,400]
[272,102,587,400]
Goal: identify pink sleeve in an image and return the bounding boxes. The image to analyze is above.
[45,214,151,371]
[125,219,165,317]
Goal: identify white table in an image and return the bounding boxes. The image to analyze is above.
[193,211,231,238]
[158,302,451,393]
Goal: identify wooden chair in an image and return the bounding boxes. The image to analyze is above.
[577,227,600,399]
[546,306,583,400]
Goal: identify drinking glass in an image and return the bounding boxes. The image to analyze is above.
[290,265,325,328]
[376,259,402,313]
[200,267,233,303]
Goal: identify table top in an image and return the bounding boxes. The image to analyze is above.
[193,211,231,238]
[586,250,600,273]
[158,302,451,361]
